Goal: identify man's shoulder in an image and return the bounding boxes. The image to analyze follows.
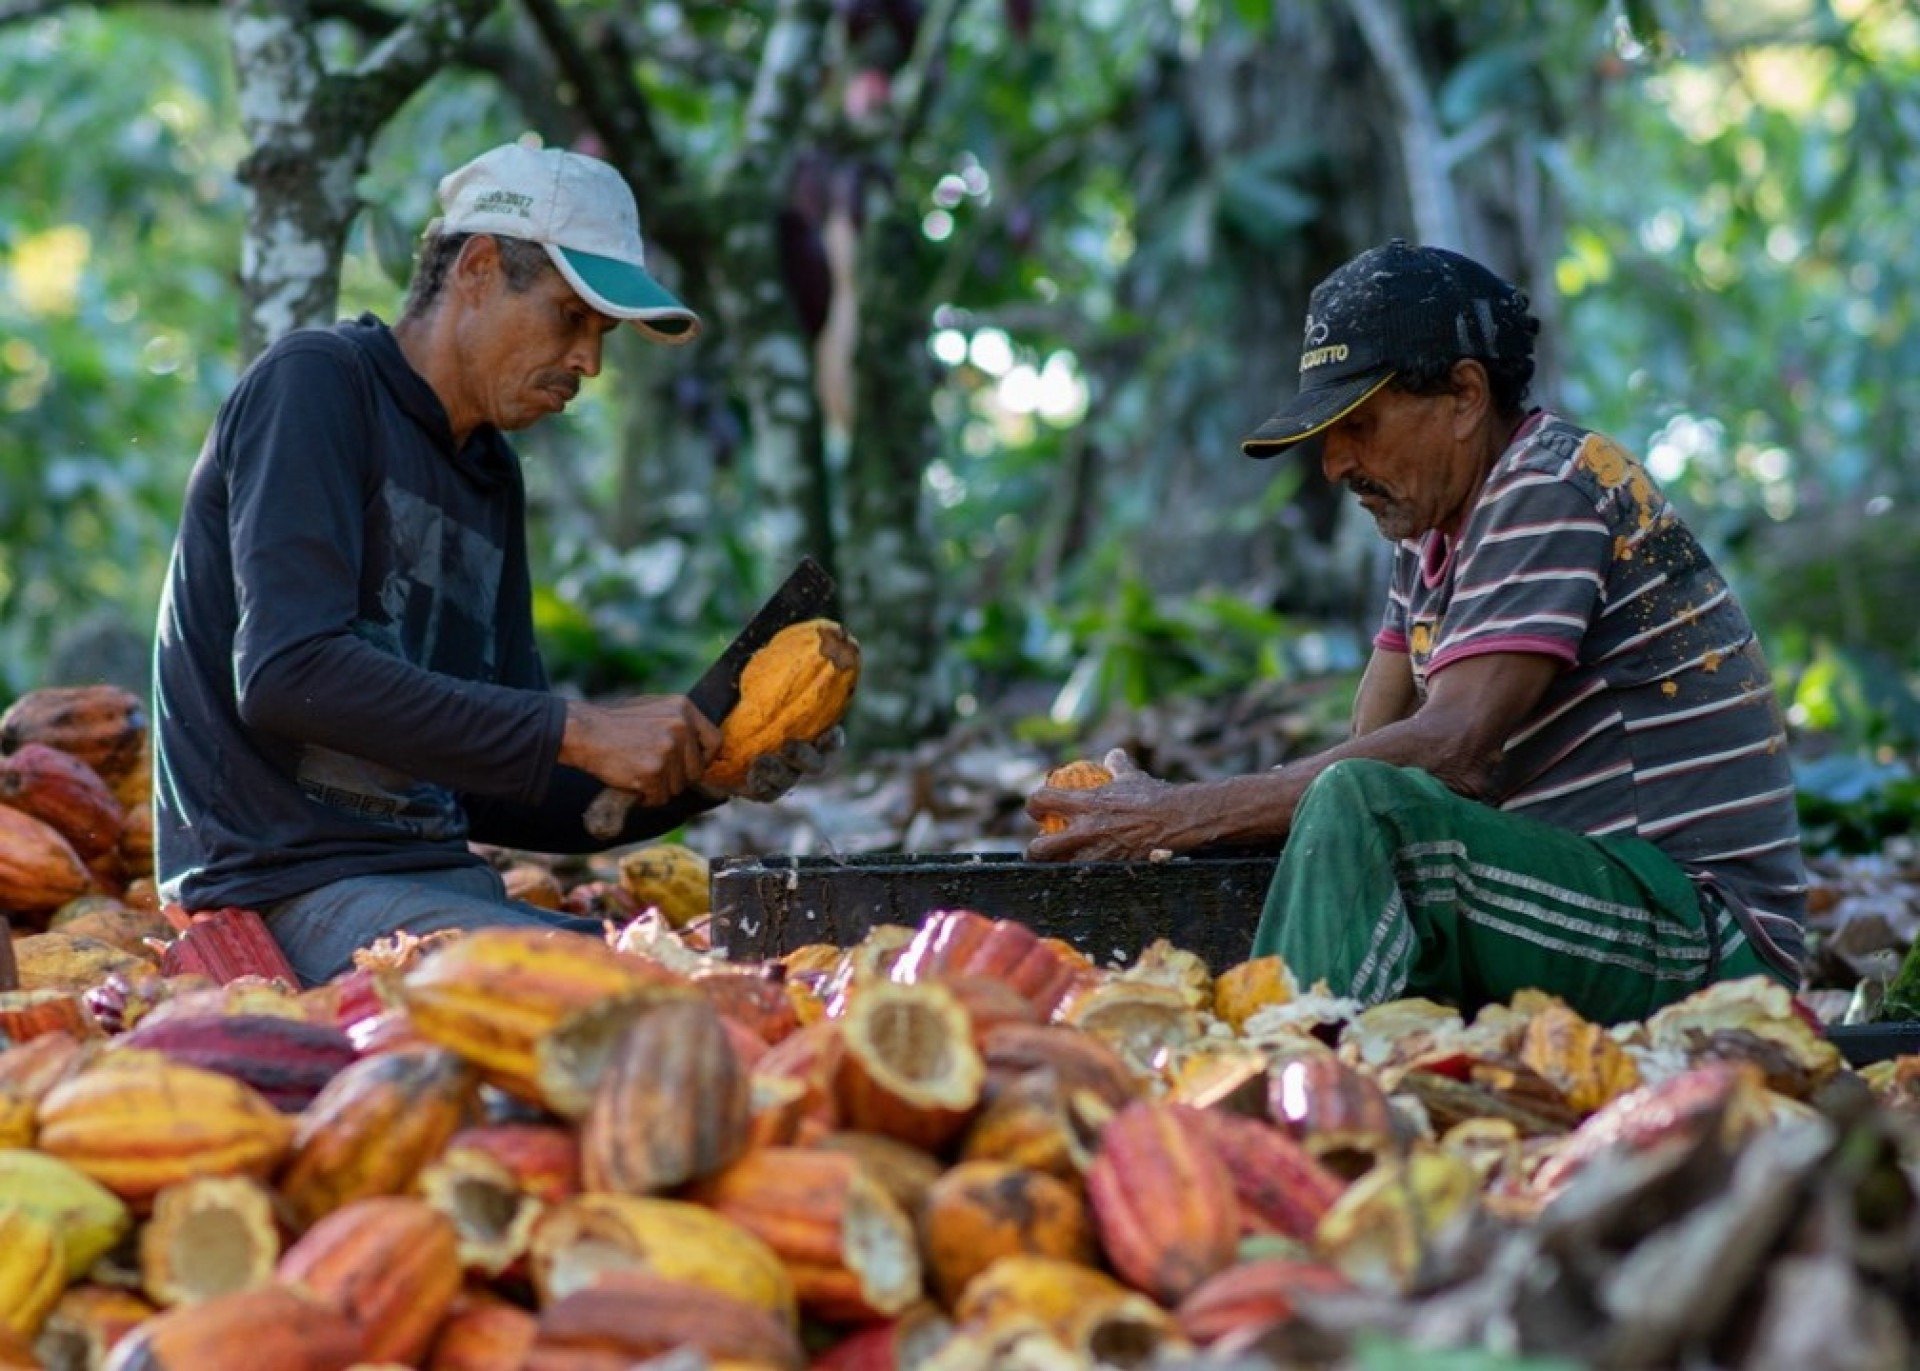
[243,318,384,385]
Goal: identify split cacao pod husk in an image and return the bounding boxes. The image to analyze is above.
[0,1148,130,1279]
[1174,1257,1351,1344]
[978,1022,1143,1109]
[398,927,682,1103]
[116,1012,356,1113]
[919,1160,1095,1309]
[36,1052,294,1205]
[690,1145,923,1324]
[1314,1149,1481,1291]
[415,1145,541,1279]
[529,1192,796,1323]
[1034,759,1114,834]
[615,842,710,929]
[954,1254,1181,1363]
[890,910,1085,1020]
[0,989,97,1043]
[0,806,92,923]
[749,1017,847,1138]
[0,687,146,789]
[807,1303,954,1370]
[958,1066,1100,1182]
[578,995,749,1194]
[1266,1053,1401,1177]
[277,1195,462,1365]
[693,963,800,1046]
[1210,955,1298,1030]
[814,1130,945,1225]
[139,1175,280,1307]
[34,1283,155,1370]
[1519,998,1644,1115]
[0,1204,64,1338]
[526,1270,804,1371]
[0,743,123,862]
[278,1047,477,1230]
[700,619,860,791]
[1184,1107,1346,1241]
[1085,1101,1240,1305]
[97,1282,363,1371]
[439,1122,580,1206]
[833,979,985,1151]
[1060,979,1204,1074]
[425,1290,538,1371]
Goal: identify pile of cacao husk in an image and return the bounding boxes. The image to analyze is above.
[5,682,1920,1371]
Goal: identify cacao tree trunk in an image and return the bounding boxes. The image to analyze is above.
[226,0,499,359]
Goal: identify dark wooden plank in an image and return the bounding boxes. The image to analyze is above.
[0,916,16,992]
[711,852,1277,971]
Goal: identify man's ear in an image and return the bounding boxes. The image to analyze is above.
[451,234,501,302]
[1450,357,1493,432]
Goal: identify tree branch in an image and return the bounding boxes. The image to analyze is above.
[1340,0,1466,250]
[888,0,968,150]
[347,0,501,130]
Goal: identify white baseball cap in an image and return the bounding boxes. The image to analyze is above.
[433,142,701,345]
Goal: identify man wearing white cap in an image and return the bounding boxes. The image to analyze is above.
[1029,240,1807,1024]
[152,141,829,984]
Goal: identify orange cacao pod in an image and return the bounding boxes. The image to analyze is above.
[834,979,985,1151]
[693,963,800,1046]
[0,989,97,1043]
[579,996,749,1194]
[138,1176,280,1307]
[890,911,1085,1020]
[1210,955,1297,1030]
[1174,1257,1351,1344]
[1185,1107,1346,1241]
[0,686,146,790]
[278,1047,476,1229]
[526,1270,804,1371]
[1035,759,1113,834]
[1267,1053,1400,1175]
[37,1052,293,1205]
[425,1291,538,1371]
[98,1283,362,1371]
[701,619,859,791]
[277,1196,462,1364]
[0,806,91,922]
[814,1130,945,1225]
[1085,1102,1239,1305]
[919,1161,1095,1308]
[397,927,681,1103]
[0,744,122,862]
[691,1146,923,1324]
[958,1067,1098,1182]
[750,1017,848,1137]
[439,1122,581,1205]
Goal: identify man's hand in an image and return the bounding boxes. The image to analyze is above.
[705,727,844,804]
[560,695,721,808]
[1025,748,1188,862]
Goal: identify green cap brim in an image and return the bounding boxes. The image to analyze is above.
[549,246,701,345]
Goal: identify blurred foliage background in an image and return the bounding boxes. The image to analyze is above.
[1,0,1917,836]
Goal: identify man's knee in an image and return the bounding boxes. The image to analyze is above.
[1297,758,1426,821]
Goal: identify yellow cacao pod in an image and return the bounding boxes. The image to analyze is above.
[0,1204,64,1338]
[702,620,859,791]
[615,843,711,929]
[0,1148,131,1279]
[1035,759,1113,835]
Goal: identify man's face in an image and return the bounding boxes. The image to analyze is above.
[1317,379,1478,542]
[463,246,620,432]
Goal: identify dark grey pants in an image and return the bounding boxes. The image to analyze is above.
[264,864,604,986]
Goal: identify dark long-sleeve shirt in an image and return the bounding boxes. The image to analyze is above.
[154,314,707,913]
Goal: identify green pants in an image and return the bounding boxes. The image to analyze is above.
[1251,760,1784,1025]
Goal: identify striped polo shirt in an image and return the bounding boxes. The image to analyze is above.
[1373,411,1806,979]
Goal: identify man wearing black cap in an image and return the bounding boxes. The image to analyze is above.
[1028,240,1806,1023]
[153,141,835,984]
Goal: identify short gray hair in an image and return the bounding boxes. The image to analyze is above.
[401,231,554,319]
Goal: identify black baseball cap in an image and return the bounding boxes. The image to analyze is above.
[1241,239,1535,458]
